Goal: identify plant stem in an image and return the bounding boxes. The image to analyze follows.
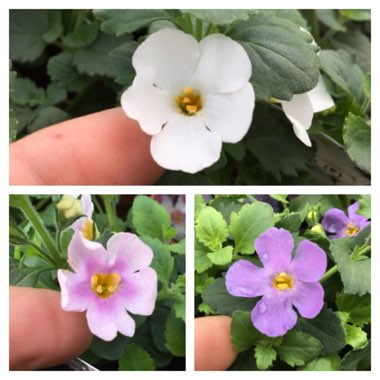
[29,242,57,267]
[194,18,204,41]
[73,10,86,33]
[320,265,338,283]
[102,195,118,231]
[67,78,97,113]
[13,196,64,267]
[92,196,105,214]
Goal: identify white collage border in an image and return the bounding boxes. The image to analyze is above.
[1,0,377,378]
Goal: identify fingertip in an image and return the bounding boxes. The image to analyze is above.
[10,287,92,370]
[195,316,237,371]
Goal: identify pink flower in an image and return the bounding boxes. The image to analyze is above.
[58,232,157,341]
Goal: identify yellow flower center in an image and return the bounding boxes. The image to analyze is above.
[273,272,294,291]
[91,273,121,298]
[176,87,202,116]
[345,222,360,236]
[82,218,98,241]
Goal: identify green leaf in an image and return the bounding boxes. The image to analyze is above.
[182,9,250,25]
[63,23,98,48]
[151,305,171,353]
[341,341,371,370]
[93,9,174,36]
[195,206,228,251]
[132,195,172,242]
[9,257,49,287]
[231,311,264,352]
[165,309,185,356]
[277,331,322,367]
[320,50,365,103]
[119,343,155,370]
[229,202,274,254]
[343,113,371,174]
[210,197,244,224]
[275,212,302,232]
[203,278,258,316]
[228,15,320,100]
[316,10,346,31]
[330,229,371,295]
[339,9,371,21]
[72,32,131,77]
[228,349,258,370]
[109,41,138,86]
[357,195,371,219]
[48,52,88,91]
[207,246,233,266]
[28,106,69,132]
[336,293,371,326]
[141,237,174,285]
[195,250,213,273]
[169,239,185,254]
[345,325,367,349]
[363,73,371,99]
[10,10,49,62]
[295,308,346,355]
[255,343,277,370]
[42,10,63,43]
[11,78,45,107]
[89,334,129,360]
[45,83,67,106]
[298,353,341,371]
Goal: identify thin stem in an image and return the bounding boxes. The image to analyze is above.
[14,196,64,267]
[28,242,57,267]
[361,97,371,114]
[320,265,338,283]
[92,196,105,214]
[194,18,204,41]
[102,195,118,231]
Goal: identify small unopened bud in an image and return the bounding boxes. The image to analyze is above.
[57,195,83,219]
[306,210,319,225]
[311,224,327,238]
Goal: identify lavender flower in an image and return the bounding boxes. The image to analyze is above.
[322,201,370,239]
[226,227,327,337]
[58,232,157,341]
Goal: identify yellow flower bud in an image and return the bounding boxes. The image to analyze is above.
[57,195,83,219]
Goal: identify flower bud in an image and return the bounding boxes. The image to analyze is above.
[306,209,319,225]
[311,224,327,238]
[57,195,83,219]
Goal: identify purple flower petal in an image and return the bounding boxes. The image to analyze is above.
[254,228,293,271]
[292,281,324,318]
[68,232,108,272]
[106,232,153,272]
[291,240,327,282]
[81,194,94,217]
[347,201,360,217]
[348,202,370,231]
[86,303,136,341]
[225,260,271,298]
[251,294,297,337]
[116,268,157,315]
[322,208,348,237]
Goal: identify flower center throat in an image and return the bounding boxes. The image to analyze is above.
[91,273,121,298]
[176,87,202,116]
[345,222,360,236]
[273,272,293,290]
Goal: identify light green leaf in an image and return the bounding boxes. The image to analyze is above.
[132,195,172,242]
[109,41,138,86]
[169,239,185,254]
[141,237,174,285]
[165,309,185,356]
[298,353,341,370]
[320,50,365,102]
[296,308,346,355]
[119,343,155,370]
[343,113,371,174]
[231,311,264,352]
[228,15,320,100]
[229,202,274,254]
[194,194,206,219]
[357,195,371,219]
[339,9,371,21]
[10,78,45,107]
[195,250,213,273]
[330,228,371,295]
[195,206,228,251]
[254,343,277,370]
[336,293,371,326]
[207,246,233,266]
[203,278,257,316]
[93,9,175,36]
[345,325,367,349]
[62,23,98,48]
[363,73,371,99]
[277,331,322,367]
[341,341,371,370]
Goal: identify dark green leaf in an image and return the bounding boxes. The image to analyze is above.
[151,305,171,353]
[89,334,129,360]
[336,293,371,326]
[277,331,322,367]
[165,309,185,356]
[228,15,320,100]
[203,278,258,316]
[109,41,138,86]
[28,106,69,132]
[275,212,302,232]
[343,113,371,174]
[295,308,346,355]
[298,353,341,370]
[119,343,155,370]
[11,78,45,107]
[63,23,98,48]
[341,341,371,370]
[316,10,346,31]
[182,9,250,25]
[228,349,258,370]
[9,257,49,287]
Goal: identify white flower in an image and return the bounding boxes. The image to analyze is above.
[121,29,254,173]
[280,29,334,147]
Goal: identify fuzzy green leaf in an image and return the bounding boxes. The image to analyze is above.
[336,293,371,326]
[62,23,98,48]
[345,325,367,349]
[119,344,155,370]
[207,246,233,266]
[11,78,45,107]
[299,353,341,371]
[254,343,277,370]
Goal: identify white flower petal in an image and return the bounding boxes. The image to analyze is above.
[192,33,252,94]
[308,76,335,113]
[132,28,200,90]
[81,194,94,217]
[150,115,222,173]
[203,83,254,143]
[281,93,314,147]
[121,68,176,135]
